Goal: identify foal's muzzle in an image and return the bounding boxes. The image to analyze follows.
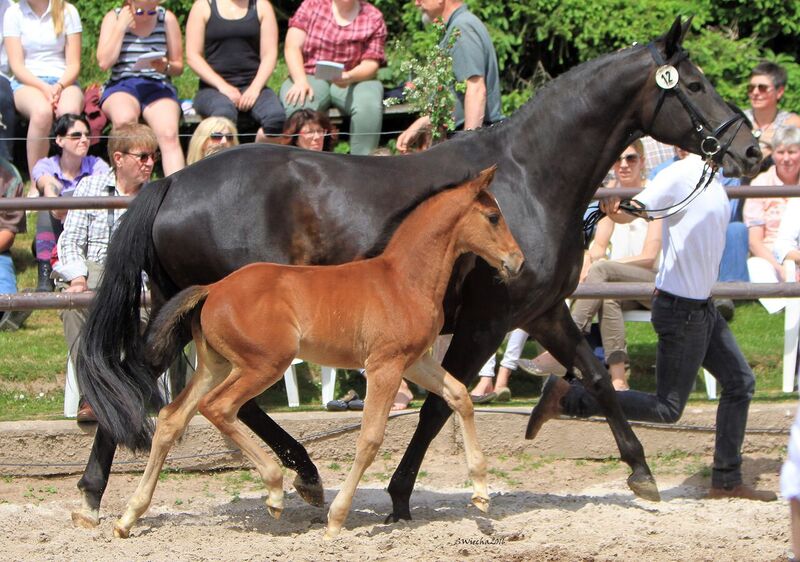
[501,252,525,280]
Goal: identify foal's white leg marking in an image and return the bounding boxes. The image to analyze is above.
[325,367,400,539]
[199,366,286,520]
[113,343,225,538]
[403,352,490,512]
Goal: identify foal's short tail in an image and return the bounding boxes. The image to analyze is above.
[147,286,210,370]
[76,176,172,452]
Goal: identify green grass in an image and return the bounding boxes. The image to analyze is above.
[1,213,796,420]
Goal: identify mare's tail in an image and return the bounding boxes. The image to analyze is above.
[75,176,173,452]
[146,285,210,372]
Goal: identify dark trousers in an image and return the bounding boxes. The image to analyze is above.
[193,86,285,135]
[562,291,755,488]
[0,75,15,161]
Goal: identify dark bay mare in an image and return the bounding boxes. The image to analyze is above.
[74,18,761,527]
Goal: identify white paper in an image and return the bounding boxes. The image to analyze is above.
[132,51,166,71]
[315,60,344,81]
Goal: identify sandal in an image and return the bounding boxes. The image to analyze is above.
[495,387,512,402]
[470,392,496,404]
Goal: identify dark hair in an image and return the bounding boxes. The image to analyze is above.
[282,109,337,151]
[750,61,788,90]
[51,113,89,156]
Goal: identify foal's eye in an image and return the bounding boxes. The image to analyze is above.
[687,81,703,93]
[487,213,500,225]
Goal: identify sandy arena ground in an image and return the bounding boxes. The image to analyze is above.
[0,448,790,561]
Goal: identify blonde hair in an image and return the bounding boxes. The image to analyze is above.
[186,117,239,164]
[52,0,65,36]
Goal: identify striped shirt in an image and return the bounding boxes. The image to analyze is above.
[109,6,168,83]
[54,170,128,281]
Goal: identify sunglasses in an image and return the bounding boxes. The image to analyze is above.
[747,83,773,95]
[209,132,235,142]
[65,131,90,140]
[134,7,158,16]
[124,151,160,163]
[615,153,640,165]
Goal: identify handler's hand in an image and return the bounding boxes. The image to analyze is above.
[65,277,88,293]
[599,196,622,216]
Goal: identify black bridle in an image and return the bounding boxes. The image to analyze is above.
[645,42,747,161]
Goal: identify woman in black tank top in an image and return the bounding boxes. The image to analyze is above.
[186,0,285,142]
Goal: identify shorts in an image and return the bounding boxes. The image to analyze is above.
[10,75,77,93]
[101,76,178,109]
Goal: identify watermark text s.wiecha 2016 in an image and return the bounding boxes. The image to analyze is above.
[453,537,506,546]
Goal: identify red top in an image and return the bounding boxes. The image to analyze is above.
[289,0,386,74]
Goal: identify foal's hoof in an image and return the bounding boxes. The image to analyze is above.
[323,526,340,540]
[293,473,325,508]
[71,509,99,529]
[267,505,283,520]
[471,495,491,513]
[112,523,130,539]
[627,473,661,502]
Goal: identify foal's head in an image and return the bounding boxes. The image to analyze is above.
[456,166,524,280]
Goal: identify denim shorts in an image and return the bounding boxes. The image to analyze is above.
[10,75,77,93]
[101,76,178,108]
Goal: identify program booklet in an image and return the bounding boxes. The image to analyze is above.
[315,60,344,81]
[133,51,166,71]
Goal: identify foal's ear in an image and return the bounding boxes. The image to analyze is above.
[471,165,498,193]
[664,16,692,58]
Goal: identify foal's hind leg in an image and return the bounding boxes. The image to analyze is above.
[403,353,490,512]
[113,347,227,538]
[199,365,288,520]
[326,364,401,539]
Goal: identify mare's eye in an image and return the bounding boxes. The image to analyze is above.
[687,82,703,93]
[487,213,500,225]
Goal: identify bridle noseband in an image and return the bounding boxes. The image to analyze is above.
[645,42,747,161]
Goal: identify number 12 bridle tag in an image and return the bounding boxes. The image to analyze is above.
[655,65,679,89]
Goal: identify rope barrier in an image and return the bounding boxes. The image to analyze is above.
[0,408,788,470]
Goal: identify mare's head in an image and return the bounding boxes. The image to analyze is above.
[455,166,524,280]
[642,17,761,177]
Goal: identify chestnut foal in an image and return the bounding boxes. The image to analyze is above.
[113,166,524,539]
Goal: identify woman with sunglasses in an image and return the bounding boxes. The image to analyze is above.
[186,0,285,143]
[518,141,662,391]
[96,0,185,175]
[281,108,336,152]
[3,0,83,179]
[30,114,110,290]
[744,62,800,159]
[186,116,239,164]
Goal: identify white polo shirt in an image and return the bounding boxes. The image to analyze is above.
[3,0,82,78]
[636,154,730,299]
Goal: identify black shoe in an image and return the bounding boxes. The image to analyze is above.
[36,260,54,292]
[326,389,359,412]
[714,298,735,322]
[0,310,32,331]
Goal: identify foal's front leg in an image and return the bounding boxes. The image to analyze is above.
[403,353,490,512]
[326,365,400,539]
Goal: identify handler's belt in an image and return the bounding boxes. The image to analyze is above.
[653,289,711,310]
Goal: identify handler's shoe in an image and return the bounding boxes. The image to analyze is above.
[524,374,570,440]
[706,484,777,502]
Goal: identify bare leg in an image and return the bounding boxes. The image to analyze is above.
[404,353,489,511]
[114,343,227,538]
[142,98,185,175]
[326,365,400,538]
[608,360,629,391]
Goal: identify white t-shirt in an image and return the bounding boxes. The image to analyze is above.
[774,197,800,264]
[3,0,82,78]
[636,154,729,299]
[0,0,11,78]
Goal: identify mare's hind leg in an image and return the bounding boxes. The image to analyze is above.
[528,301,659,501]
[72,425,117,528]
[326,364,401,539]
[114,343,229,538]
[403,353,489,512]
[199,364,289,520]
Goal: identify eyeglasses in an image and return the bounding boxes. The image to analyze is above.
[134,7,158,16]
[300,128,325,137]
[65,131,90,140]
[124,151,160,163]
[747,83,773,95]
[615,153,640,165]
[209,132,235,142]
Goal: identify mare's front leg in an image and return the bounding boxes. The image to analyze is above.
[326,364,400,539]
[72,425,117,528]
[403,353,489,512]
[527,302,659,501]
[386,280,509,522]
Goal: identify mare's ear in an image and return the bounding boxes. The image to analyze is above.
[664,16,693,58]
[472,165,498,193]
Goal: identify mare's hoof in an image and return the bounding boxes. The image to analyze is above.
[293,473,325,508]
[627,473,661,502]
[71,509,99,529]
[383,508,412,524]
[471,495,491,513]
[112,523,130,539]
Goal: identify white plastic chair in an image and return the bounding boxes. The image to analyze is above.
[783,260,799,394]
[282,359,338,407]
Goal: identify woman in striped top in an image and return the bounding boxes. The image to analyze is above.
[96,0,185,175]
